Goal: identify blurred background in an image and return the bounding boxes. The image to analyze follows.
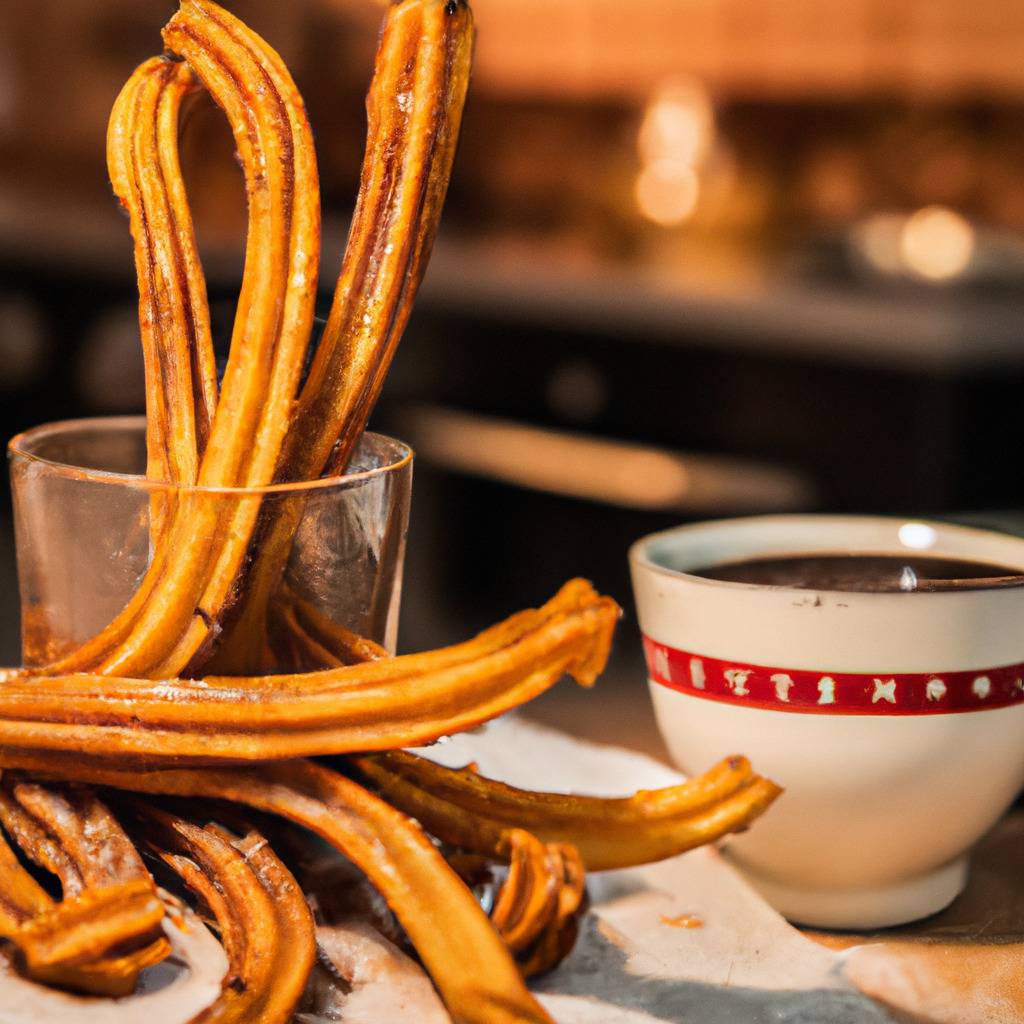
[2,0,1023,742]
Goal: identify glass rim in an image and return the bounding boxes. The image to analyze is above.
[7,416,413,496]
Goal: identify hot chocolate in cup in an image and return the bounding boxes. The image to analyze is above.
[629,514,1024,929]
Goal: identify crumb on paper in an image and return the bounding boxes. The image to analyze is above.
[660,913,704,929]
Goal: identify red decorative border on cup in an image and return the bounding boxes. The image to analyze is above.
[642,635,1024,715]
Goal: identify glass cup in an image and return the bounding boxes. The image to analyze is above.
[8,416,413,673]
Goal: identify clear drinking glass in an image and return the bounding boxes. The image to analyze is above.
[8,416,412,672]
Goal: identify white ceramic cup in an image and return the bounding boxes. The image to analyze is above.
[629,514,1024,929]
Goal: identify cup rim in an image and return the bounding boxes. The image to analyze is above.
[7,416,414,496]
[629,513,1024,599]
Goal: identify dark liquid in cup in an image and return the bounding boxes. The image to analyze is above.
[691,553,1023,593]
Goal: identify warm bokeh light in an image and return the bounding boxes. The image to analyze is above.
[854,213,905,276]
[635,77,714,228]
[855,206,976,282]
[634,160,700,228]
[403,407,813,513]
[899,205,976,281]
[638,78,714,168]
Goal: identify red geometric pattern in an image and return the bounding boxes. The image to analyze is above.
[643,635,1024,715]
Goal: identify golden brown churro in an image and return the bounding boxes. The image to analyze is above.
[490,829,569,954]
[128,805,316,1024]
[516,842,588,979]
[108,57,217,494]
[0,0,784,1012]
[355,750,782,870]
[445,829,585,977]
[214,0,475,674]
[0,582,618,765]
[7,780,152,890]
[0,786,83,896]
[0,827,51,928]
[0,776,169,996]
[47,0,320,680]
[9,882,165,987]
[0,760,555,1024]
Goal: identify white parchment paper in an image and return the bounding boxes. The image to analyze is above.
[419,718,899,1024]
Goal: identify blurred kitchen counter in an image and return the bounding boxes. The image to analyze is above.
[417,234,1024,375]
[5,182,1024,375]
